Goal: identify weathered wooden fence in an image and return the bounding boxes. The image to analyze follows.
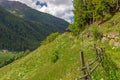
[78,46,105,80]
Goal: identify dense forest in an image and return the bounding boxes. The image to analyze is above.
[0,1,68,51]
[70,0,120,33]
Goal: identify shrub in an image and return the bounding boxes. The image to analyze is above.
[69,24,81,35]
[51,51,59,63]
[92,26,103,40]
[41,32,59,45]
[104,13,112,21]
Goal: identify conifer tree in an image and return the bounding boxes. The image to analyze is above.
[72,0,85,33]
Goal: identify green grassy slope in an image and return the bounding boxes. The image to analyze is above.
[0,12,120,80]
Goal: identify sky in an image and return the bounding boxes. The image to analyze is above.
[9,0,74,22]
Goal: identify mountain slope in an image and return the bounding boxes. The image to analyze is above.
[0,1,68,32]
[0,2,68,51]
[0,12,120,80]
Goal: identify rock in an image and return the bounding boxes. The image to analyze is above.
[101,37,108,43]
[114,42,120,48]
[107,32,119,39]
[103,33,107,37]
[109,39,115,46]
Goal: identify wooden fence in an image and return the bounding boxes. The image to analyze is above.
[78,46,105,80]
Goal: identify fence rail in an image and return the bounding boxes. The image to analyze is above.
[78,46,104,80]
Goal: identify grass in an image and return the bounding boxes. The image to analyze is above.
[0,12,120,80]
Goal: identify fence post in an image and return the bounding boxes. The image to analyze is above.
[79,47,104,80]
[86,62,91,80]
[80,51,86,80]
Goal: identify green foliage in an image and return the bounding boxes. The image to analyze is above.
[51,51,59,63]
[92,26,103,40]
[0,50,30,68]
[71,0,120,33]
[41,32,59,45]
[0,51,14,67]
[72,0,86,33]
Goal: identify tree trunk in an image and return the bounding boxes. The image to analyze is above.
[116,0,119,10]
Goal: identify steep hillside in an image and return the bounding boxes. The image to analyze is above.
[0,5,68,51]
[0,12,120,80]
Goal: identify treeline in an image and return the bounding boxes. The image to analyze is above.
[70,0,120,32]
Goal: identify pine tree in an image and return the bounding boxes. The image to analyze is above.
[72,0,85,33]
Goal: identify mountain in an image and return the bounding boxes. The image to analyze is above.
[0,12,120,80]
[0,1,69,51]
[0,1,68,31]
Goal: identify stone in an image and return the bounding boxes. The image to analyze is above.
[114,42,120,48]
[103,33,107,37]
[101,37,108,43]
[107,32,119,39]
[109,39,115,46]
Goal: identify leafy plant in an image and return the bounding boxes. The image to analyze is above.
[92,26,103,40]
[51,51,59,63]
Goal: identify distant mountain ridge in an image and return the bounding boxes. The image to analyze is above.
[0,1,69,51]
[0,1,68,28]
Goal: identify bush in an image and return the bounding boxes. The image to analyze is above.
[69,24,80,35]
[92,26,103,40]
[104,13,112,21]
[41,32,59,45]
[51,51,59,63]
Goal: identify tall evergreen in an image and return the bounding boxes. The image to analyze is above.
[72,0,85,33]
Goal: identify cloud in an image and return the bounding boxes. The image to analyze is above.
[9,0,73,22]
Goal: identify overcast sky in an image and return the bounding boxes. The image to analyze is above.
[9,0,73,22]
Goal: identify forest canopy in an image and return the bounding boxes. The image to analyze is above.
[70,0,120,33]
